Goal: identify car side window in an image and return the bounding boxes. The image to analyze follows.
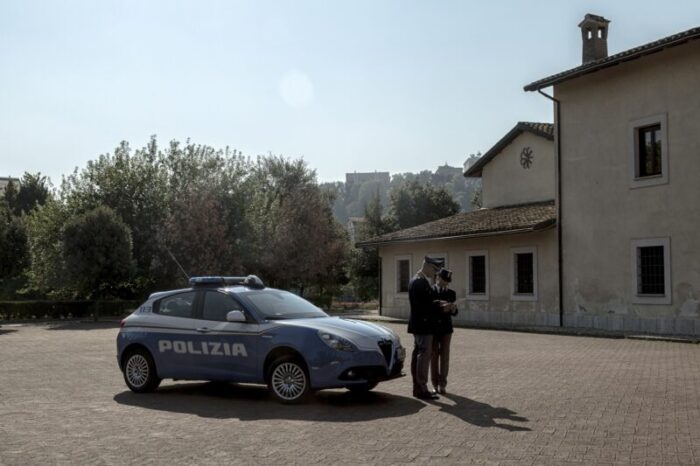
[202,291,243,322]
[156,291,197,318]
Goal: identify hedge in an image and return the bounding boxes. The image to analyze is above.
[0,300,141,321]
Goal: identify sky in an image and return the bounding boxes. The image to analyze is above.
[1,1,698,185]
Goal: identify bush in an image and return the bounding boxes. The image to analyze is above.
[0,300,141,321]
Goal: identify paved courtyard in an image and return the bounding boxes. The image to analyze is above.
[0,321,699,465]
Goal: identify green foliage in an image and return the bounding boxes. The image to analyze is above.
[245,156,350,304]
[62,206,134,299]
[388,180,460,230]
[0,217,28,277]
[0,300,140,320]
[24,199,71,297]
[8,172,51,216]
[349,193,394,301]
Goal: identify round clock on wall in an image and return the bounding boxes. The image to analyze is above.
[520,147,533,169]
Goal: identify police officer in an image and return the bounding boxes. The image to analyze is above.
[431,268,457,395]
[408,256,443,400]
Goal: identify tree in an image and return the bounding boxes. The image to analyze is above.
[158,189,233,283]
[0,205,29,280]
[24,199,71,296]
[245,155,349,304]
[349,193,394,300]
[62,206,134,299]
[7,173,51,216]
[61,138,169,285]
[388,181,460,230]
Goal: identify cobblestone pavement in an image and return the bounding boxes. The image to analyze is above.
[1,322,699,465]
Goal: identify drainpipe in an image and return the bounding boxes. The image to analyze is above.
[377,253,382,316]
[538,89,564,327]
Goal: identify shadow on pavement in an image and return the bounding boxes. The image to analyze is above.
[0,329,18,336]
[430,392,531,431]
[114,381,424,422]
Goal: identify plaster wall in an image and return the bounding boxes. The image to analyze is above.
[378,229,559,327]
[481,132,555,208]
[555,40,700,334]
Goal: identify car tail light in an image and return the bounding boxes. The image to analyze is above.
[120,319,126,328]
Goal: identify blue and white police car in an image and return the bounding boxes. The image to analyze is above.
[117,276,405,403]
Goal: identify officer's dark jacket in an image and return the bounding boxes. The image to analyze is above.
[433,286,457,335]
[407,274,440,334]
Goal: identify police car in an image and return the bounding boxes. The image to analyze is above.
[117,275,405,403]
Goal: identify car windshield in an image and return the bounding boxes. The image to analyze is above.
[243,289,328,320]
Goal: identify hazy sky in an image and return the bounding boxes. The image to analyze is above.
[1,1,698,185]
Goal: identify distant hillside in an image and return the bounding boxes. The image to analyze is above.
[321,156,482,225]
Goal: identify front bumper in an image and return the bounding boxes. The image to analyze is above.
[308,342,406,389]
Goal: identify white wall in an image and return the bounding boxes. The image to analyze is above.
[481,132,555,208]
[379,229,559,327]
[555,40,700,334]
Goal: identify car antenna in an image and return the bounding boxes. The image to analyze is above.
[165,247,190,281]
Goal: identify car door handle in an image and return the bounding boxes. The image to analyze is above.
[196,327,210,333]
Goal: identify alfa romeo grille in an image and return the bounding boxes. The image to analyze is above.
[377,340,392,366]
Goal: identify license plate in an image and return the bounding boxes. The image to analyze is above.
[396,346,406,361]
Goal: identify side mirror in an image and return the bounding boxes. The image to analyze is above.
[226,310,247,323]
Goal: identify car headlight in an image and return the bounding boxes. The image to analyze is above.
[318,331,355,352]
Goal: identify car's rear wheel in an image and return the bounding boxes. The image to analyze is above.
[268,356,309,404]
[123,348,161,393]
[346,381,378,393]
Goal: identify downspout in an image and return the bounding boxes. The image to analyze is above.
[537,89,564,327]
[377,252,382,316]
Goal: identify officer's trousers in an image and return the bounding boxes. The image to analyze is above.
[410,334,433,394]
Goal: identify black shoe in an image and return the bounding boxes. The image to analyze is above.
[415,391,439,400]
[437,386,446,395]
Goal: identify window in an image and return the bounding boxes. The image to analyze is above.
[202,291,242,322]
[511,247,538,301]
[630,114,668,188]
[156,291,197,318]
[637,124,662,177]
[395,255,411,294]
[466,250,489,300]
[631,238,671,304]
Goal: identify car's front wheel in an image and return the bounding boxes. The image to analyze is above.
[123,348,161,393]
[267,356,310,404]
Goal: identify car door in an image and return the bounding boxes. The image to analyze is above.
[190,290,260,382]
[150,290,201,378]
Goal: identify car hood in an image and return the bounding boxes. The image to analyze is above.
[273,317,399,351]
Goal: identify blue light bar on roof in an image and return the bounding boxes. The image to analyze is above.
[188,275,265,289]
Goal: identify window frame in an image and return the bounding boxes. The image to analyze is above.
[510,246,538,302]
[200,290,245,322]
[631,237,672,305]
[629,113,669,188]
[153,291,199,319]
[466,250,489,301]
[394,254,412,296]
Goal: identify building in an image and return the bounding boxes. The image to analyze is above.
[525,15,700,334]
[358,122,558,326]
[359,15,700,335]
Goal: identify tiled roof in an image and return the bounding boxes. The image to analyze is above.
[525,25,700,91]
[356,200,556,247]
[464,122,554,177]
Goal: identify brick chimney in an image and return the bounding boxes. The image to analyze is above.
[578,14,610,64]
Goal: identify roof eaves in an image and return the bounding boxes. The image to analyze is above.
[524,26,700,92]
[356,222,556,248]
[464,122,553,177]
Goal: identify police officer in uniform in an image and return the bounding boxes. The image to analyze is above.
[431,268,457,395]
[408,256,443,400]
